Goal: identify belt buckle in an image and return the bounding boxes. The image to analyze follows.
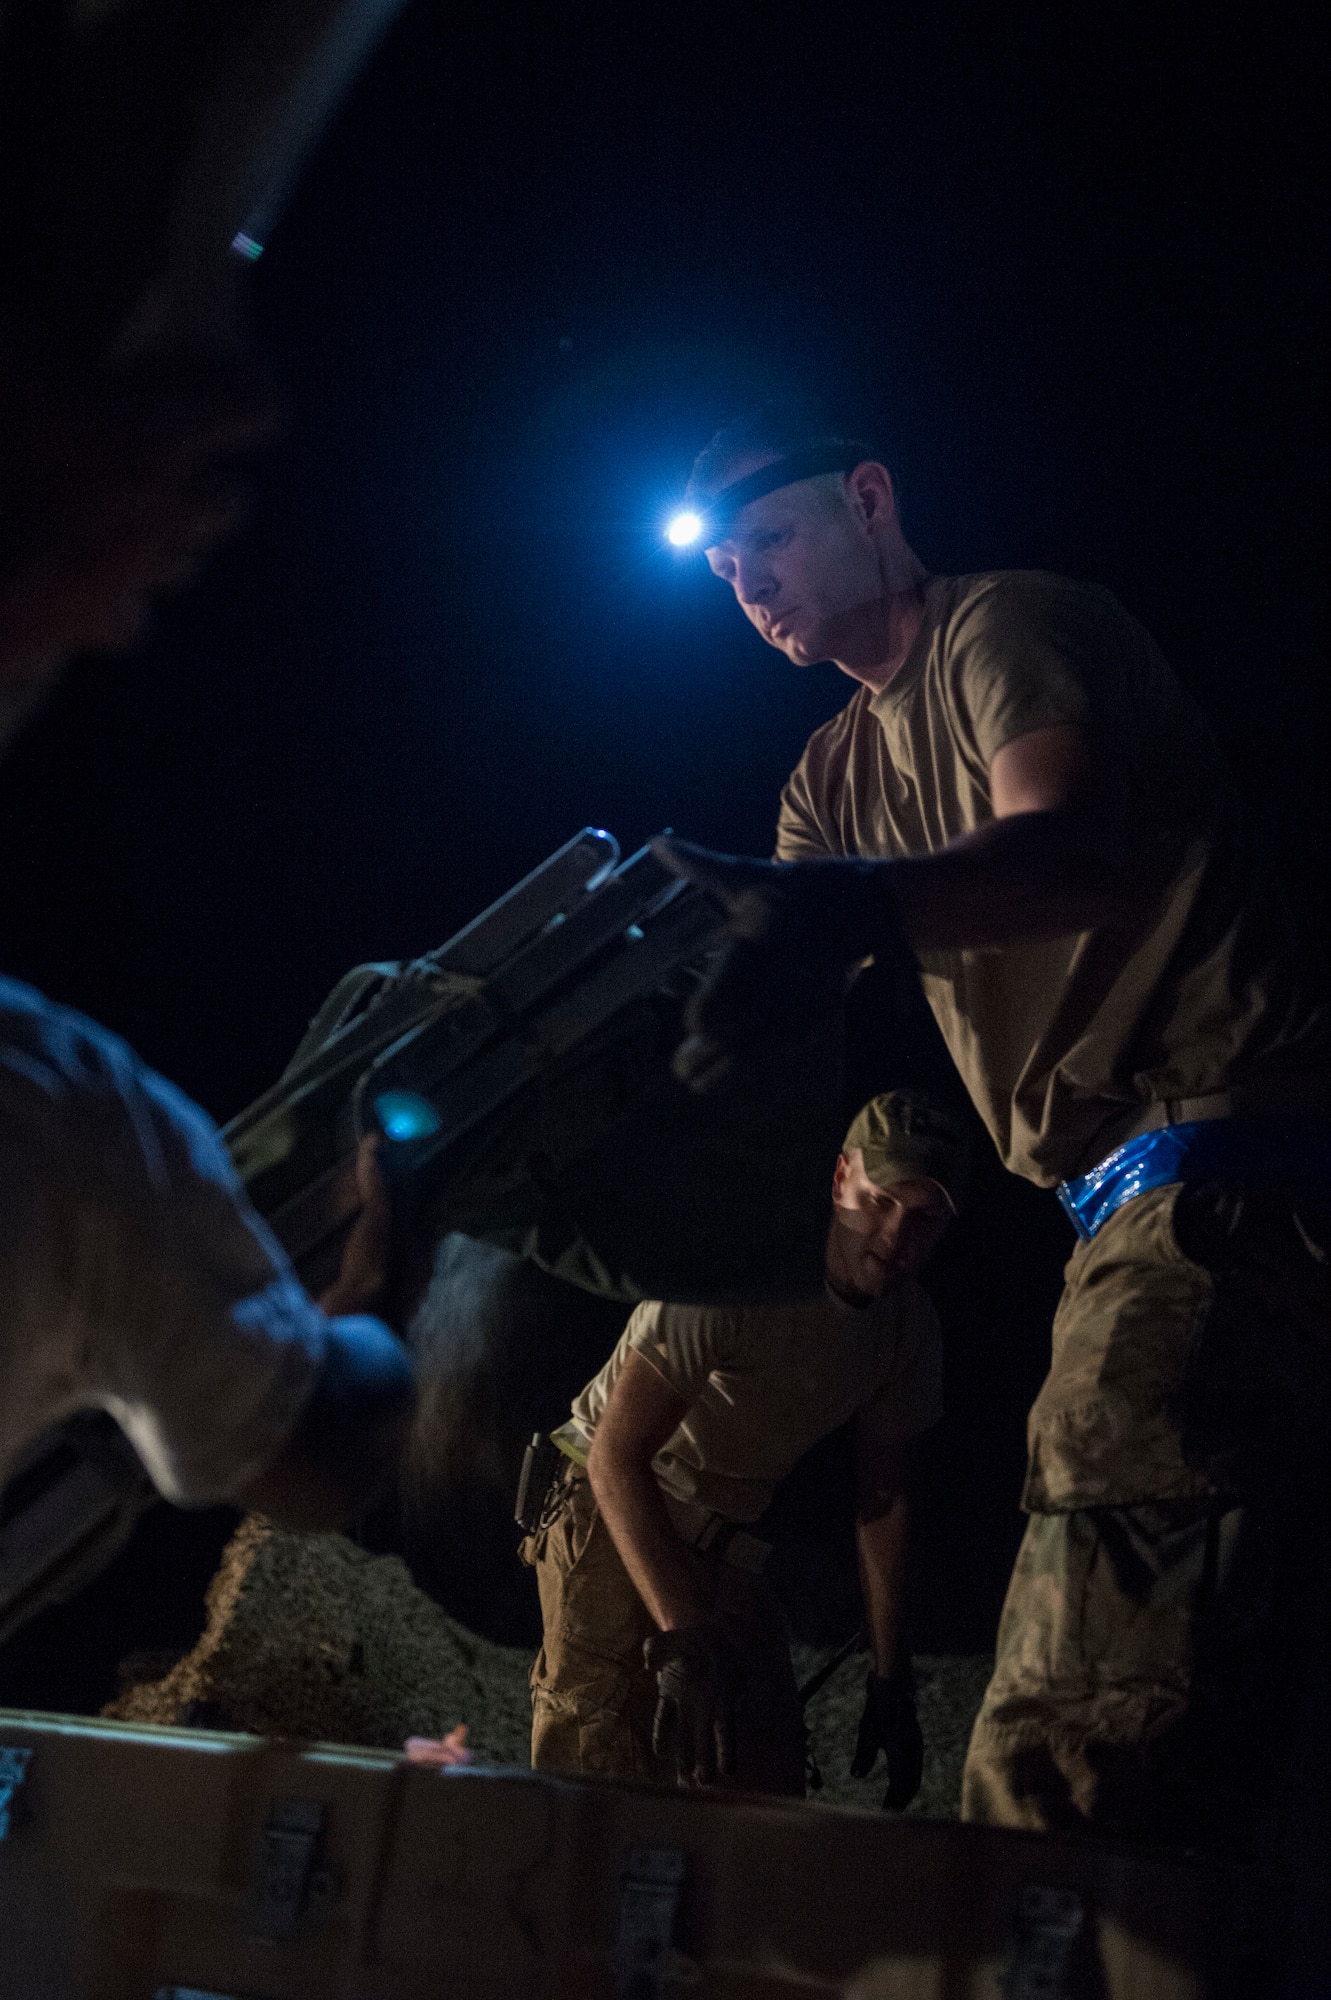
[1057,1179,1095,1243]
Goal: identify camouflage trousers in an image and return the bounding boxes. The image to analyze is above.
[962,1180,1330,1851]
[520,1468,807,1795]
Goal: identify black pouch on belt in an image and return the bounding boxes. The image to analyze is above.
[515,1433,565,1532]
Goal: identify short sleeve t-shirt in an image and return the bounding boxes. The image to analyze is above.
[777,571,1330,1184]
[0,976,329,1503]
[558,1282,943,1523]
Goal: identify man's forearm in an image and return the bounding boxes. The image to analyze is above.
[238,1316,414,1531]
[856,1495,911,1679]
[886,809,1146,953]
[662,811,1154,1097]
[587,1448,708,1632]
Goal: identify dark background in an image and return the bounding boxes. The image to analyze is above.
[1,1,1324,1700]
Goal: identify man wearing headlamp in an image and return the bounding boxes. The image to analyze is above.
[655,404,1331,1852]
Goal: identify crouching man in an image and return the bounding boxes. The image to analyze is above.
[521,1090,967,1799]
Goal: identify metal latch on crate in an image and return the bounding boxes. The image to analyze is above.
[1003,1885,1087,2000]
[615,1846,691,1999]
[0,1745,31,1839]
[242,1796,335,1943]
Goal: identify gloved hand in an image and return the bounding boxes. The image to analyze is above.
[650,839,910,1092]
[644,1624,743,1787]
[850,1667,924,1811]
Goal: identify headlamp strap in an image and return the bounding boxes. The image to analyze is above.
[699,440,877,542]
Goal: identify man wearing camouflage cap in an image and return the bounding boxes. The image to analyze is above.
[521,1089,967,1799]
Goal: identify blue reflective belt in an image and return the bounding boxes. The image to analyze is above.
[1057,1118,1331,1243]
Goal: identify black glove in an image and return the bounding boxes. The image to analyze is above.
[650,839,909,1092]
[644,1624,742,1787]
[850,1667,924,1811]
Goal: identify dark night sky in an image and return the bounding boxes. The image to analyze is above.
[1,0,1323,1115]
[0,1,1324,1652]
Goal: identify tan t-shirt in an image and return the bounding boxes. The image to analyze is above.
[558,1283,943,1523]
[777,571,1329,1185]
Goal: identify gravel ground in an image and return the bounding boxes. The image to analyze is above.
[107,1519,991,1817]
[105,1516,536,1763]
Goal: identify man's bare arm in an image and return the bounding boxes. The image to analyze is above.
[237,1140,414,1533]
[655,725,1168,1087]
[675,726,1148,954]
[854,1424,919,1679]
[586,1349,706,1632]
[850,1422,927,1808]
[235,1314,414,1531]
[882,724,1150,950]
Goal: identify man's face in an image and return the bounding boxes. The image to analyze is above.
[703,462,883,666]
[825,1150,952,1303]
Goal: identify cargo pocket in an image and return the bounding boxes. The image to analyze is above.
[575,1695,659,1780]
[988,1511,1097,1705]
[1079,1501,1208,1701]
[531,1667,656,1781]
[1027,1184,1217,1510]
[1168,1182,1293,1490]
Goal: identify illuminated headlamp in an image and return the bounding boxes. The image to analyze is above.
[666,510,705,546]
[665,439,877,551]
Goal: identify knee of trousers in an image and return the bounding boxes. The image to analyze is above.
[960,1710,1119,1831]
[983,1507,1206,1710]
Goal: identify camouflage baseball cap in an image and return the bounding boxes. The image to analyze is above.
[842,1089,971,1214]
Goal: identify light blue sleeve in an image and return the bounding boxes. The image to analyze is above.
[0,975,329,1504]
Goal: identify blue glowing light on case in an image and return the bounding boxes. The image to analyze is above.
[374,1090,442,1143]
